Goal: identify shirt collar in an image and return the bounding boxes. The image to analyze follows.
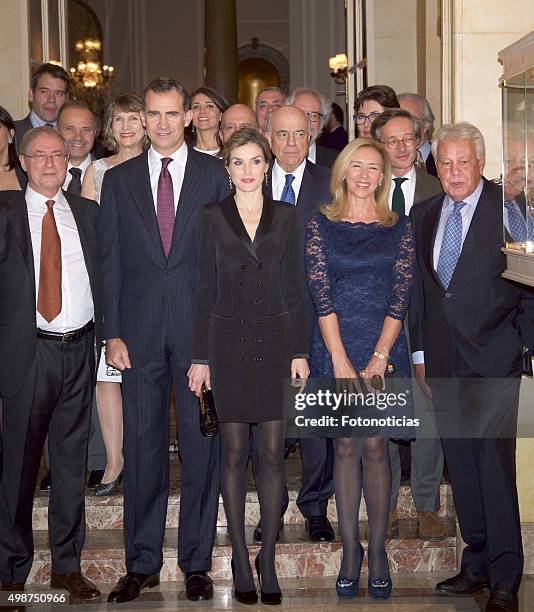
[273,158,307,184]
[68,154,91,175]
[148,142,188,170]
[308,142,316,163]
[419,140,431,161]
[30,111,57,128]
[444,178,484,210]
[391,165,416,182]
[26,184,65,209]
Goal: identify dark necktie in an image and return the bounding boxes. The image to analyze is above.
[504,200,527,241]
[67,167,82,195]
[436,201,467,289]
[45,122,54,128]
[157,157,175,257]
[37,200,62,322]
[392,177,407,215]
[280,174,296,205]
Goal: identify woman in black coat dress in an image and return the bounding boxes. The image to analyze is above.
[188,127,309,605]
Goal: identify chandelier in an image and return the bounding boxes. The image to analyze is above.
[69,38,114,90]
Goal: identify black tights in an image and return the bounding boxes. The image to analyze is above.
[334,436,390,580]
[220,420,284,593]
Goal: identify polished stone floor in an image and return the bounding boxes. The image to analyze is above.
[6,575,533,610]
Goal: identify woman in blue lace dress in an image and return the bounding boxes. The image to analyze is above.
[305,138,415,600]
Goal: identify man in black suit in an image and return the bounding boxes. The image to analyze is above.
[14,63,70,151]
[410,122,534,612]
[371,108,445,541]
[100,77,230,604]
[287,87,338,169]
[252,105,334,543]
[320,102,348,152]
[0,127,101,600]
[399,93,438,177]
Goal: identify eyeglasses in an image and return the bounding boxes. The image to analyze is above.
[23,152,68,165]
[305,111,323,123]
[353,111,381,125]
[382,136,418,150]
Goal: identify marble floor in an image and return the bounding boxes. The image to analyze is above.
[5,574,533,610]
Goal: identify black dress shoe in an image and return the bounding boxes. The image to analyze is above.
[435,568,489,595]
[231,559,258,605]
[107,572,159,603]
[87,470,105,489]
[253,517,284,543]
[486,586,518,611]
[254,555,282,605]
[305,515,334,542]
[39,471,51,493]
[185,572,213,601]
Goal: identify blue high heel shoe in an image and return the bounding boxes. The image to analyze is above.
[367,549,392,600]
[335,542,364,598]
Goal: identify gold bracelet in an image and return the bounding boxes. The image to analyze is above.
[372,351,389,361]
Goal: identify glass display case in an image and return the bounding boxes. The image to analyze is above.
[500,32,534,286]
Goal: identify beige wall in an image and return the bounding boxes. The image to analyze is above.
[450,0,534,179]
[0,0,30,120]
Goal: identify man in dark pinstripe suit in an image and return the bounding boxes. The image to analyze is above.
[99,77,230,604]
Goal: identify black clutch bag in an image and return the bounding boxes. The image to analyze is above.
[199,383,219,437]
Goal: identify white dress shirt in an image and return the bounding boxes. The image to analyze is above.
[413,179,484,365]
[63,154,92,190]
[388,166,417,215]
[148,143,188,212]
[308,142,317,164]
[272,159,307,202]
[30,111,56,128]
[26,186,94,333]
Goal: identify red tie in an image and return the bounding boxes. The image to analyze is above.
[157,157,175,257]
[37,200,62,322]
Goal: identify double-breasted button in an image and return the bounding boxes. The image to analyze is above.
[239,298,246,305]
[255,337,262,343]
[256,317,263,326]
[255,356,263,362]
[257,281,262,288]
[240,337,246,343]
[255,299,263,305]
[241,264,247,271]
[445,292,451,298]
[257,264,263,270]
[240,281,246,288]
[240,319,246,326]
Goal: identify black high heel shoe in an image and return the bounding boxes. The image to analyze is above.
[254,554,282,605]
[230,559,258,605]
[367,548,392,600]
[94,469,123,497]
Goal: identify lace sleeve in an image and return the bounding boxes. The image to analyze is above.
[387,217,415,320]
[305,214,336,317]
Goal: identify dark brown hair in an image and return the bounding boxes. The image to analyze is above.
[222,127,272,167]
[31,62,70,94]
[355,85,399,112]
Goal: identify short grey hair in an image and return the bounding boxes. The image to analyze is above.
[286,87,331,130]
[398,92,434,125]
[19,126,67,156]
[431,122,486,160]
[370,108,422,142]
[254,86,286,109]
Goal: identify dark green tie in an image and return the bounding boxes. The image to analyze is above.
[392,177,408,215]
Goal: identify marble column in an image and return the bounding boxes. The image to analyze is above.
[204,0,238,103]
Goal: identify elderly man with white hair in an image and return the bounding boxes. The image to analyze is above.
[409,121,534,612]
[286,87,338,168]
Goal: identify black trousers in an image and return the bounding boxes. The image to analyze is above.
[0,331,94,585]
[431,370,523,592]
[121,332,220,575]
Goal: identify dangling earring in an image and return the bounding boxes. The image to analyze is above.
[7,137,12,144]
[228,173,234,191]
[264,172,269,188]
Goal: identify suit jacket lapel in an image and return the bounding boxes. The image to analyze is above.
[253,197,274,252]
[421,196,443,288]
[221,196,260,262]
[130,151,162,251]
[264,167,274,200]
[8,191,35,284]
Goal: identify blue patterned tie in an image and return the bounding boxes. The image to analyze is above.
[436,201,467,289]
[280,173,296,205]
[504,200,527,241]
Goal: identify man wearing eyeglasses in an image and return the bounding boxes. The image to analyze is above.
[287,87,338,168]
[370,108,444,542]
[0,127,101,600]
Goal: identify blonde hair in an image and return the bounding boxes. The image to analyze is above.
[322,137,396,227]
